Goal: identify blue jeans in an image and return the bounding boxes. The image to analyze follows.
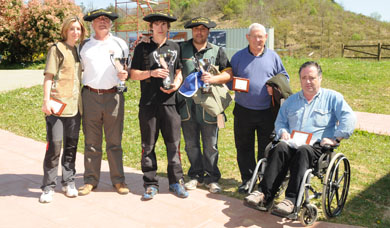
[182,110,221,184]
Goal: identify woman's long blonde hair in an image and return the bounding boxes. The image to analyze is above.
[61,16,87,43]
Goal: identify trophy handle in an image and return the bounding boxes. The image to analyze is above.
[159,55,168,69]
[168,51,177,66]
[153,51,161,67]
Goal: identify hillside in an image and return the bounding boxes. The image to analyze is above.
[169,0,390,58]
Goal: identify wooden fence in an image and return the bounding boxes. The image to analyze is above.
[342,43,390,60]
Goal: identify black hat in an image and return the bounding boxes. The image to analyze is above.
[83,9,119,22]
[184,17,216,29]
[143,12,177,23]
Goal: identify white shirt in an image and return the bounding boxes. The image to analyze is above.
[81,33,129,89]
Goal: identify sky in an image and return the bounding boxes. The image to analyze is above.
[74,0,390,22]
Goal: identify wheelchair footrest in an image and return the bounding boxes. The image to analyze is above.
[271,210,298,220]
[244,200,273,212]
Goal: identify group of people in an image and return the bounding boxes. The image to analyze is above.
[39,8,356,218]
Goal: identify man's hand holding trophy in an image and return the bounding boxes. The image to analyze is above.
[110,51,129,93]
[153,50,177,92]
[193,55,215,93]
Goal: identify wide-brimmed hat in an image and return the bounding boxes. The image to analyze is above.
[83,9,119,22]
[184,17,216,29]
[143,12,177,23]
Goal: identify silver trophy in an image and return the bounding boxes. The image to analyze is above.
[193,56,215,93]
[154,51,177,90]
[110,53,128,93]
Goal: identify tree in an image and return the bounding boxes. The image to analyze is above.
[0,0,23,61]
[1,0,82,63]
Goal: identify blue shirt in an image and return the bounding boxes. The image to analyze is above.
[228,46,289,110]
[275,88,356,143]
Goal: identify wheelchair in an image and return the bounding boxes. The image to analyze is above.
[246,140,351,226]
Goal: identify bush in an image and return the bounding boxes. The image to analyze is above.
[0,0,83,64]
[0,0,23,61]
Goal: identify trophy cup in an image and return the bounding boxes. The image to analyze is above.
[193,56,215,93]
[110,53,128,93]
[154,51,177,90]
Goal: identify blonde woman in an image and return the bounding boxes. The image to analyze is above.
[40,16,86,203]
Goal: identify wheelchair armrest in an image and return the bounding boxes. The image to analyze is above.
[321,143,340,154]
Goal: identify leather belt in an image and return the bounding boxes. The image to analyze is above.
[84,86,117,95]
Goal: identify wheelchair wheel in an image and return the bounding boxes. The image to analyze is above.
[299,204,318,226]
[322,153,351,219]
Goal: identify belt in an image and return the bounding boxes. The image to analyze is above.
[84,86,117,95]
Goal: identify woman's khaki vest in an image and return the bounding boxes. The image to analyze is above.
[50,42,82,117]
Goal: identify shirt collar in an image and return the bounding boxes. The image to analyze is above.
[191,39,212,54]
[299,88,323,101]
[247,45,267,57]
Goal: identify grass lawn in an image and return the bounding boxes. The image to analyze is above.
[0,58,389,227]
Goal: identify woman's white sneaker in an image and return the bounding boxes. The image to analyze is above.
[62,184,78,197]
[39,189,54,203]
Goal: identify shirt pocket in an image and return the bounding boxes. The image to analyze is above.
[312,109,332,127]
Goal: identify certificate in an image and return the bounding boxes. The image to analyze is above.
[291,130,313,145]
[232,77,249,93]
[49,97,66,116]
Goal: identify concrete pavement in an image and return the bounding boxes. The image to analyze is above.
[0,69,43,92]
[0,129,358,228]
[0,69,381,227]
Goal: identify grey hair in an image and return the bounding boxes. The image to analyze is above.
[248,23,267,35]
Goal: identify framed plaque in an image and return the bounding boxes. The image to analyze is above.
[291,130,312,145]
[232,77,249,93]
[49,97,66,116]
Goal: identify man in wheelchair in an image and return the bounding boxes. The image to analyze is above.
[244,61,356,217]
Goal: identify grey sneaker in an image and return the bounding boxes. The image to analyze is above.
[244,190,264,206]
[205,182,221,193]
[272,199,294,216]
[39,189,54,203]
[184,179,201,190]
[244,190,273,211]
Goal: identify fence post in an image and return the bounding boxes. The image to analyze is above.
[378,43,382,61]
[341,44,345,58]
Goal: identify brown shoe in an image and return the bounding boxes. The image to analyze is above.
[78,184,94,196]
[114,182,129,195]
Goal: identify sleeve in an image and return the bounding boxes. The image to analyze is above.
[226,52,238,90]
[333,93,357,139]
[130,44,143,70]
[274,98,291,138]
[274,54,289,81]
[44,45,60,76]
[215,47,231,72]
[174,43,182,70]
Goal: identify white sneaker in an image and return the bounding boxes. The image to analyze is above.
[184,179,199,190]
[206,182,222,193]
[62,184,78,198]
[39,189,54,203]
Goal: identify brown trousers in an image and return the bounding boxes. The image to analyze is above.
[81,87,125,186]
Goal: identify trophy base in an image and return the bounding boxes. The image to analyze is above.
[117,86,128,93]
[201,88,211,94]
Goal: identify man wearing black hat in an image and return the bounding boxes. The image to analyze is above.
[130,12,188,200]
[78,9,130,196]
[178,17,233,193]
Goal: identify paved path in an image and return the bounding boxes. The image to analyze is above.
[0,70,380,227]
[0,129,358,228]
[0,69,43,92]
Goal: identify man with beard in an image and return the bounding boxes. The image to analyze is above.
[178,17,233,193]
